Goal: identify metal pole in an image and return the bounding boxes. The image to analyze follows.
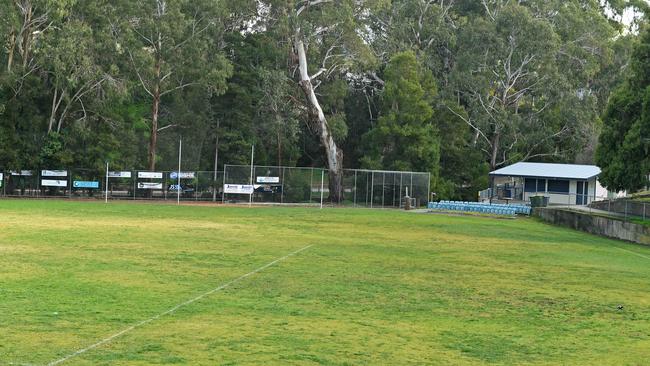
[249,145,254,207]
[68,169,72,199]
[309,168,313,203]
[370,172,374,209]
[365,172,369,207]
[427,172,431,205]
[213,121,220,202]
[177,138,182,205]
[221,164,227,203]
[353,170,357,207]
[280,166,285,204]
[410,173,413,203]
[105,162,109,203]
[392,173,396,207]
[381,172,385,208]
[320,170,324,209]
[625,199,628,221]
[397,172,402,208]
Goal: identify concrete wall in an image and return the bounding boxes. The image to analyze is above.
[534,207,650,245]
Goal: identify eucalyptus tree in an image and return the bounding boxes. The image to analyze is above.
[254,0,379,202]
[114,0,233,170]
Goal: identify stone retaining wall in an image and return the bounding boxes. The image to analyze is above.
[534,208,650,245]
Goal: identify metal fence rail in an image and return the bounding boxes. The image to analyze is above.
[0,166,431,208]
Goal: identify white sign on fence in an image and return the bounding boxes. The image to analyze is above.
[41,179,68,187]
[170,171,195,179]
[137,182,163,189]
[42,170,68,177]
[256,176,280,184]
[0,173,3,187]
[10,170,33,176]
[108,171,132,178]
[223,184,254,194]
[138,171,163,179]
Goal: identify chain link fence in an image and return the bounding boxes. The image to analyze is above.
[0,166,430,208]
[223,165,430,207]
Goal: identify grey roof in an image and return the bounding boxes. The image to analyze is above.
[489,162,601,180]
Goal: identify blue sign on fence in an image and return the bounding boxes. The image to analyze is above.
[73,181,100,189]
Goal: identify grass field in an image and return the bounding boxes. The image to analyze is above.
[2,200,650,365]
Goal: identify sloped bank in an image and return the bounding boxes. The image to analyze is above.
[534,207,650,245]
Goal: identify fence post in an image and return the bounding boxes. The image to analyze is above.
[249,146,254,207]
[353,170,357,207]
[427,172,431,206]
[370,172,374,209]
[177,139,182,205]
[309,168,313,203]
[410,173,413,202]
[644,202,646,221]
[397,172,402,208]
[625,199,628,221]
[105,162,109,203]
[381,172,385,208]
[221,164,227,203]
[392,173,396,207]
[320,170,324,209]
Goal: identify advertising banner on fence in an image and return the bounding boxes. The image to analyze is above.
[108,171,132,178]
[42,170,68,177]
[138,171,163,179]
[10,170,33,176]
[137,182,163,189]
[224,184,254,194]
[256,176,280,183]
[41,179,67,187]
[170,171,195,179]
[0,172,3,187]
[169,184,195,192]
[73,181,100,189]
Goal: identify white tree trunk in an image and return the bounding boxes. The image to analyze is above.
[295,34,343,203]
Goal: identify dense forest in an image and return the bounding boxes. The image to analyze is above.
[0,0,648,200]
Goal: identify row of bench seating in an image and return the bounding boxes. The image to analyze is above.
[427,201,532,216]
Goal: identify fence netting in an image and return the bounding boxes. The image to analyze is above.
[0,166,430,208]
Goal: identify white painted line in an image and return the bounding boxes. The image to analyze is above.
[47,244,314,366]
[614,246,650,261]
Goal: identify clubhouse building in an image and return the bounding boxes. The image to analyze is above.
[483,162,618,205]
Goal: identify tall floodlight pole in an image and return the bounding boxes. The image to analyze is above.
[105,161,109,203]
[177,138,182,205]
[249,145,254,207]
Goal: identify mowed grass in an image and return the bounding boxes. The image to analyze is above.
[1,201,650,365]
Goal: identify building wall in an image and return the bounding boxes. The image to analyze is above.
[490,174,624,205]
[522,178,598,205]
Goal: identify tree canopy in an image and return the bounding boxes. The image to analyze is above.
[596,26,650,192]
[0,0,646,200]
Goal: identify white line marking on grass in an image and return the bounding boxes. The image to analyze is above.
[46,244,314,366]
[614,246,650,261]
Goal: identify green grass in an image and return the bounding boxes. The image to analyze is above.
[2,200,650,365]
